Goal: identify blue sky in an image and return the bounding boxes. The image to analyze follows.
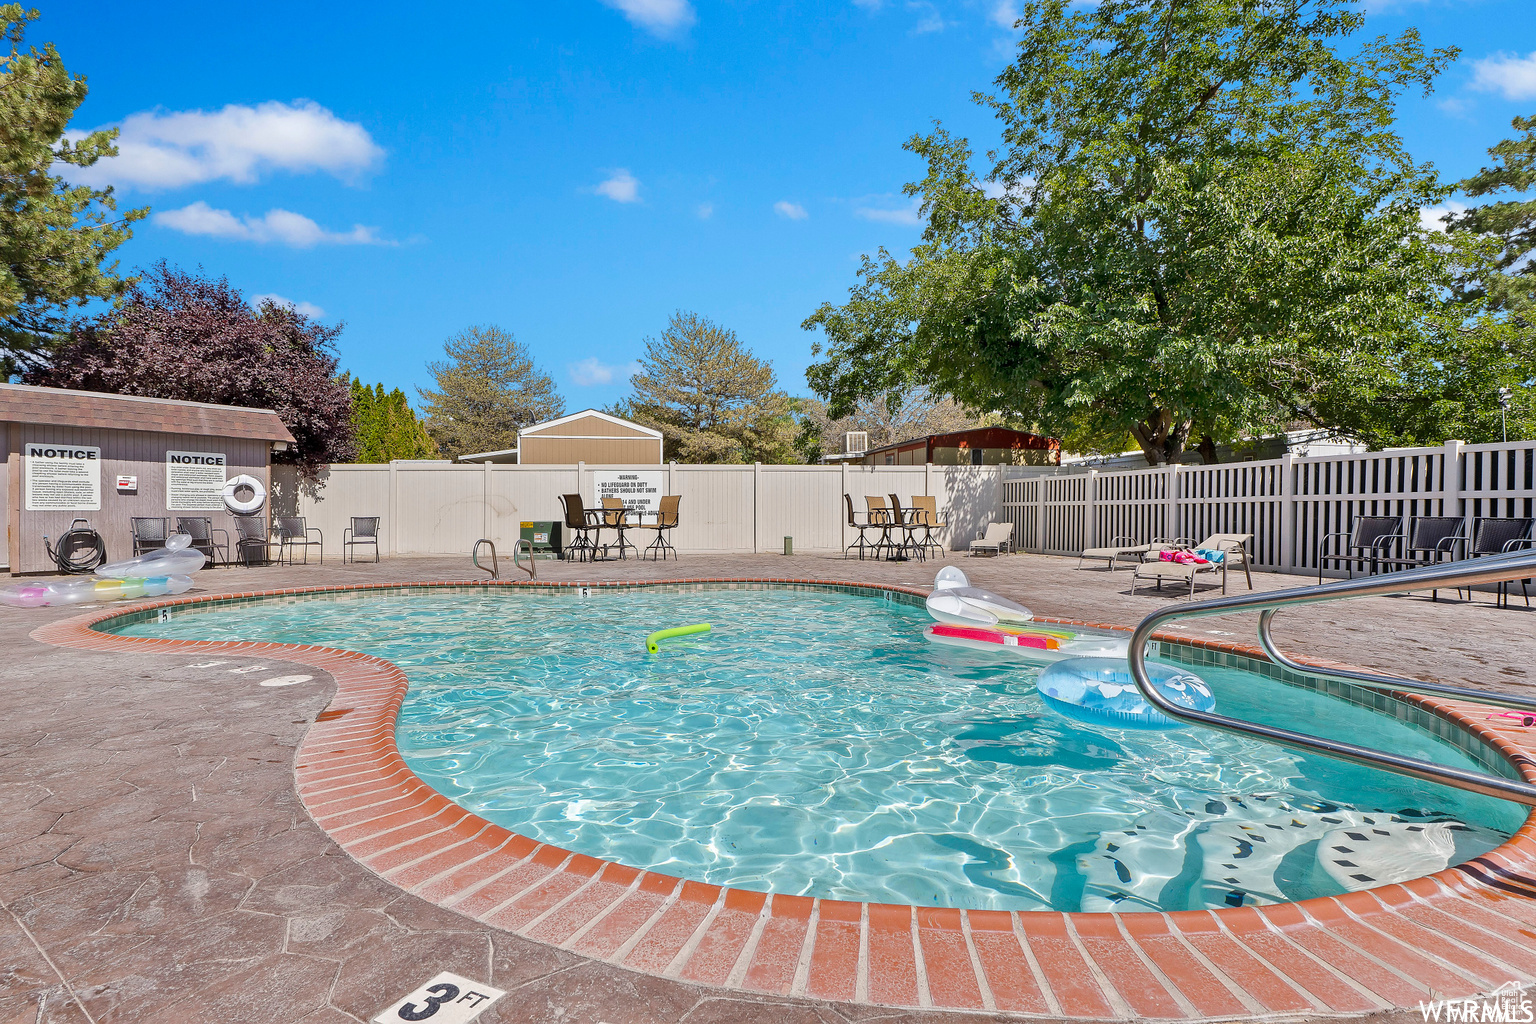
[43,0,1536,410]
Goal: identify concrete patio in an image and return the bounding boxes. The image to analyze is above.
[2,551,1532,1023]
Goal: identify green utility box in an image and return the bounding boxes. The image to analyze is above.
[519,521,563,558]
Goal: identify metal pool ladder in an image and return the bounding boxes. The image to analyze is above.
[472,538,536,580]
[1127,548,1536,806]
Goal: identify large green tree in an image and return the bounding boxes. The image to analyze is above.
[616,310,798,463]
[804,0,1454,465]
[348,379,439,462]
[1,5,144,375]
[417,325,564,459]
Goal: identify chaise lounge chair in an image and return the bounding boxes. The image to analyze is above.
[1077,536,1189,572]
[969,522,1015,557]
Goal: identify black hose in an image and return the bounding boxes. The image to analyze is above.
[43,520,106,575]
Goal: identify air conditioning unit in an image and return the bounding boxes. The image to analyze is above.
[843,431,868,455]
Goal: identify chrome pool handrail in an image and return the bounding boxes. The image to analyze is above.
[1127,549,1536,806]
[471,538,499,580]
[511,538,536,580]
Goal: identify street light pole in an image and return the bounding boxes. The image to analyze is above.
[1498,386,1511,444]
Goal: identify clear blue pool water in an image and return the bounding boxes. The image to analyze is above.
[114,586,1526,912]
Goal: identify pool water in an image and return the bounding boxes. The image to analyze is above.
[114,586,1526,912]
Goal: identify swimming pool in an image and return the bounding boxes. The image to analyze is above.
[113,583,1525,913]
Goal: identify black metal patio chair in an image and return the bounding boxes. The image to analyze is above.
[1458,517,1535,608]
[130,517,170,557]
[175,517,228,567]
[342,517,380,563]
[1316,515,1403,583]
[275,516,324,565]
[233,516,273,567]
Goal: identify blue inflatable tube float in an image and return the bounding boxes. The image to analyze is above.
[1037,657,1215,730]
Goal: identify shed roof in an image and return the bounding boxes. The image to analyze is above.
[519,409,662,439]
[866,426,1059,457]
[0,383,296,443]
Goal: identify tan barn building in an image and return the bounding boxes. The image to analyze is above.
[458,410,663,465]
[2,384,295,574]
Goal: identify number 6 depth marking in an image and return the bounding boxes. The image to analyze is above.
[371,972,506,1024]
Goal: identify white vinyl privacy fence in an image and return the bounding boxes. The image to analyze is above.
[271,461,1008,558]
[1000,439,1536,574]
[270,439,1534,571]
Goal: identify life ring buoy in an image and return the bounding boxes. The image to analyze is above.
[222,474,267,515]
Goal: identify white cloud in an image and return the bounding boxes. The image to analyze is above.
[989,0,1021,28]
[70,100,382,190]
[595,169,641,203]
[854,197,923,226]
[599,0,695,36]
[250,293,325,318]
[774,200,808,220]
[910,3,946,33]
[154,201,385,247]
[982,177,1035,201]
[1419,201,1469,234]
[569,357,640,387]
[695,201,714,219]
[1471,51,1536,101]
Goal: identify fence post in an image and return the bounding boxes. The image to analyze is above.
[1084,470,1099,552]
[388,460,399,557]
[1278,453,1296,574]
[753,462,761,553]
[577,461,585,503]
[1443,439,1465,535]
[841,460,848,552]
[1166,464,1181,542]
[483,459,493,541]
[1035,474,1046,552]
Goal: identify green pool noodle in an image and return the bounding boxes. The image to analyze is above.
[646,622,712,653]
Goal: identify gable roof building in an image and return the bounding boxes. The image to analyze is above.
[458,409,663,465]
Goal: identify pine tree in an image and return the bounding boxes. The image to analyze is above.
[1447,115,1536,313]
[1,6,146,374]
[348,378,438,462]
[616,311,797,463]
[417,326,564,459]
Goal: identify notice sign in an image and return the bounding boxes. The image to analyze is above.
[594,470,663,512]
[167,451,227,511]
[25,443,101,511]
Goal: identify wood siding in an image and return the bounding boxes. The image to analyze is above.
[6,424,271,574]
[519,435,662,465]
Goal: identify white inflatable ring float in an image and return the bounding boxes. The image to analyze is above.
[222,474,267,515]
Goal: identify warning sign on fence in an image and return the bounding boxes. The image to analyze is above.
[593,470,663,512]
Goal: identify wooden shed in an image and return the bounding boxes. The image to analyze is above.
[2,384,295,574]
[459,410,663,465]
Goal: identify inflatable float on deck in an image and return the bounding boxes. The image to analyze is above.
[922,566,1131,663]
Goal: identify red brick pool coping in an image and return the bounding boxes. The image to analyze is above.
[31,578,1536,1020]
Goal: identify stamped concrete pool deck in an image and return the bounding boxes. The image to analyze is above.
[2,551,1533,1023]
